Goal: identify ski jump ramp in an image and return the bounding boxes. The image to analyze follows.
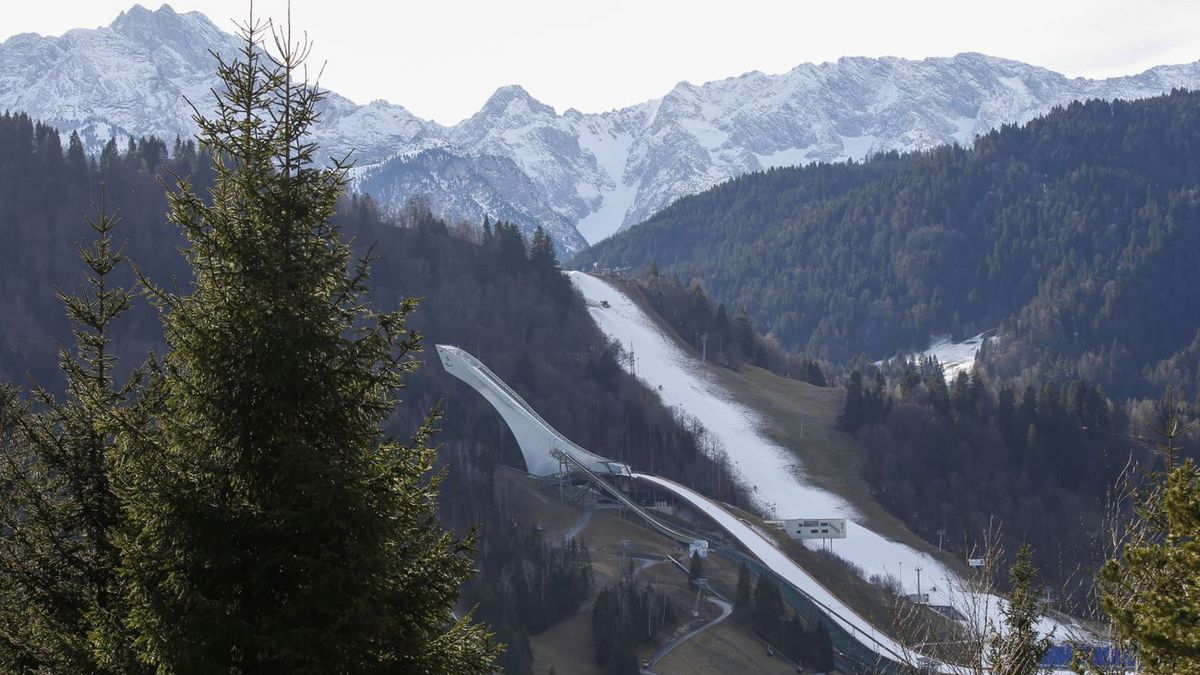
[436,344,957,674]
[436,345,632,477]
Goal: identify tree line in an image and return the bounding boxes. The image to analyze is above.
[840,355,1198,620]
[0,20,497,673]
[732,563,835,671]
[623,270,827,385]
[590,581,677,675]
[0,29,756,675]
[575,90,1200,402]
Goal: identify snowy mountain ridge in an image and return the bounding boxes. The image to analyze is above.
[6,4,1200,252]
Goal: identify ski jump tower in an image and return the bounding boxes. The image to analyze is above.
[436,345,632,478]
[437,344,928,674]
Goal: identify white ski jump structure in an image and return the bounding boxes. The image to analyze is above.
[436,343,960,674]
[437,345,633,478]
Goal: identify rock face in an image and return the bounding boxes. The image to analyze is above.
[7,4,1200,252]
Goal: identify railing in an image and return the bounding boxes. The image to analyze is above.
[552,448,702,546]
[714,547,911,674]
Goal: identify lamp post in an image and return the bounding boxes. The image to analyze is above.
[692,578,708,617]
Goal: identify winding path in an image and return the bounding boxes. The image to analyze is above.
[641,597,733,675]
[562,503,595,543]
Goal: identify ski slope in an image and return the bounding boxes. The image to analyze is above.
[634,472,926,669]
[568,272,1082,642]
[435,337,926,669]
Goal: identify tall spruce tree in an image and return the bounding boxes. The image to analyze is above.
[987,544,1052,675]
[1098,396,1200,675]
[112,14,496,673]
[0,204,141,673]
[733,563,754,622]
[528,224,557,274]
[752,575,784,637]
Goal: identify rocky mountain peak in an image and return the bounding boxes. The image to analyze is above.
[477,84,556,119]
[6,6,1200,253]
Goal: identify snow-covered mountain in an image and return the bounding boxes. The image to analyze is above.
[6,4,1200,253]
[0,5,435,168]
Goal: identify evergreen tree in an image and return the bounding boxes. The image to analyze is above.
[111,16,496,672]
[752,575,784,637]
[0,204,142,673]
[813,621,835,672]
[735,308,755,362]
[988,544,1053,675]
[734,563,754,622]
[1098,398,1200,675]
[805,359,827,387]
[528,224,558,274]
[67,130,88,179]
[481,214,494,247]
[715,303,731,355]
[840,370,866,431]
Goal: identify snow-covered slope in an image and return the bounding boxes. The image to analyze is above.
[0,4,435,164]
[8,5,1200,252]
[880,331,994,382]
[366,54,1200,247]
[569,272,1086,643]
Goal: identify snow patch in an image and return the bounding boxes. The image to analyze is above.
[574,126,640,245]
[678,118,731,150]
[883,332,993,382]
[839,134,879,160]
[754,146,813,169]
[951,116,977,146]
[999,75,1031,96]
[569,273,1085,645]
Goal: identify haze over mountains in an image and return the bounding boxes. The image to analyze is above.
[6,3,1200,252]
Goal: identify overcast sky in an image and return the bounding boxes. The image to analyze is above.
[4,0,1199,124]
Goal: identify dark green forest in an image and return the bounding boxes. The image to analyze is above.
[841,357,1152,603]
[0,111,747,673]
[0,111,744,503]
[575,90,1200,402]
[0,114,211,389]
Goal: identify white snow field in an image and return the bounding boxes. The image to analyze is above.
[568,272,1084,645]
[875,332,993,382]
[921,332,992,381]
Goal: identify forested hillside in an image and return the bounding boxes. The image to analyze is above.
[574,90,1200,400]
[0,112,747,672]
[0,113,212,388]
[842,357,1144,600]
[0,112,741,495]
